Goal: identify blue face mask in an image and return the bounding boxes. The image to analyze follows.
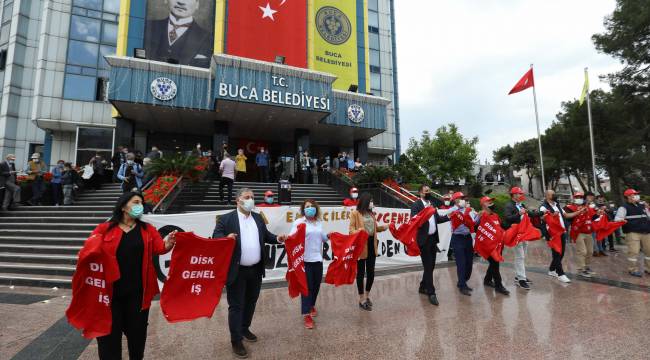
[128,204,144,219]
[304,207,317,218]
[265,197,274,204]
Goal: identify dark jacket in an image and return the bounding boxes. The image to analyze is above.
[0,160,17,187]
[410,199,450,247]
[212,210,279,285]
[144,18,213,68]
[502,200,542,230]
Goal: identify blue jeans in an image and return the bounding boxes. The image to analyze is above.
[301,262,323,315]
[451,233,474,289]
[31,177,45,204]
[593,233,606,252]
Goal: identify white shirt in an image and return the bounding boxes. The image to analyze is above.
[540,201,565,229]
[421,200,437,235]
[290,217,328,262]
[167,14,193,45]
[237,209,261,266]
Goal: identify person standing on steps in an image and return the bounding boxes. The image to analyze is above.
[412,185,450,306]
[0,154,20,211]
[235,149,247,181]
[212,188,287,359]
[26,153,47,205]
[349,193,388,311]
[219,154,236,205]
[117,153,144,193]
[255,147,270,183]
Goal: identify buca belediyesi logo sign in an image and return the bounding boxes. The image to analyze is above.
[150,77,178,101]
[347,104,365,123]
[316,6,352,45]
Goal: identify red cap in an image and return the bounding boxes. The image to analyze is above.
[510,187,525,195]
[623,189,639,197]
[480,196,494,206]
[264,191,274,197]
[350,187,359,193]
[573,192,585,198]
[451,191,465,201]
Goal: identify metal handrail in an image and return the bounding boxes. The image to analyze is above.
[142,176,157,190]
[152,176,183,213]
[381,183,416,204]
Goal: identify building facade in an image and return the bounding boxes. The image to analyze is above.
[0,0,399,171]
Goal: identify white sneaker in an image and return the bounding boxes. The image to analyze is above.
[548,270,558,278]
[557,275,571,283]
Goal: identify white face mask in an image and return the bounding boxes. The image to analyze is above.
[574,198,584,205]
[369,201,374,210]
[457,199,467,208]
[444,201,450,206]
[351,193,358,199]
[589,203,596,209]
[632,195,641,202]
[240,198,255,212]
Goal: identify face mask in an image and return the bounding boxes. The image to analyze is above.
[488,204,496,211]
[457,199,467,208]
[351,193,358,199]
[9,160,14,164]
[241,198,255,212]
[304,207,317,218]
[369,201,374,210]
[423,192,433,200]
[128,204,144,219]
[58,163,64,168]
[33,159,39,163]
[589,203,596,209]
[632,195,641,202]
[444,200,450,206]
[265,197,274,204]
[574,198,584,205]
[127,160,134,165]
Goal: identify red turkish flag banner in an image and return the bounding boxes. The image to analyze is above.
[543,213,565,253]
[508,68,535,95]
[285,223,308,298]
[324,230,369,286]
[388,206,436,256]
[566,205,596,241]
[226,0,307,68]
[160,232,235,323]
[592,215,626,242]
[503,214,542,247]
[474,213,505,262]
[450,208,475,233]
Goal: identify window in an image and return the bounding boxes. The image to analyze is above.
[2,3,13,23]
[371,72,381,92]
[369,49,380,67]
[76,127,114,167]
[369,32,380,50]
[368,10,379,28]
[64,0,118,101]
[368,0,378,11]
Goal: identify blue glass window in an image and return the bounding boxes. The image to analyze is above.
[103,0,120,14]
[73,0,102,10]
[371,72,381,91]
[368,11,379,28]
[70,15,100,42]
[101,22,117,45]
[368,0,379,11]
[369,32,380,50]
[98,45,116,69]
[369,49,380,67]
[63,74,97,101]
[67,40,99,67]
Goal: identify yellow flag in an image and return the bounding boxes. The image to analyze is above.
[579,70,589,106]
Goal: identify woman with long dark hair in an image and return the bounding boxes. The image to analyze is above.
[289,199,330,329]
[349,192,387,311]
[70,192,176,359]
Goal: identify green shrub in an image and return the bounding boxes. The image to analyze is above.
[145,155,204,179]
[354,165,398,185]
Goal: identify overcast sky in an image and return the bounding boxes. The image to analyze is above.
[394,0,622,162]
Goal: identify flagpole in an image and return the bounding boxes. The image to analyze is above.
[584,67,599,193]
[530,64,547,191]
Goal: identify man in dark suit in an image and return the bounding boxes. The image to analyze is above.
[144,0,214,68]
[212,187,287,359]
[1,154,20,211]
[412,185,449,305]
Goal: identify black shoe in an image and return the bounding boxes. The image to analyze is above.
[459,287,472,296]
[231,341,248,359]
[359,302,372,311]
[516,279,531,290]
[418,287,427,295]
[524,278,533,284]
[428,294,439,305]
[466,285,474,291]
[365,298,373,307]
[242,329,257,343]
[495,286,510,296]
[484,279,496,288]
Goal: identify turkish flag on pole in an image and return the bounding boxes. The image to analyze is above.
[543,213,565,253]
[226,0,307,68]
[388,206,436,256]
[508,68,535,95]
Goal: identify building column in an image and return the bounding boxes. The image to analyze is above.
[134,130,147,154]
[294,129,310,154]
[114,118,134,151]
[354,139,369,164]
[213,120,229,155]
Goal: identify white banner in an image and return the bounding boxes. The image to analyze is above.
[143,206,452,285]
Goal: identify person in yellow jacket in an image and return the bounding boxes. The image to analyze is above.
[235,149,247,180]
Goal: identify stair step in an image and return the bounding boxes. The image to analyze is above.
[0,211,111,217]
[0,236,87,246]
[0,252,77,265]
[0,262,76,276]
[0,223,97,230]
[0,273,72,288]
[0,217,105,224]
[0,244,82,255]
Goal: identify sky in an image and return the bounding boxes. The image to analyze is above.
[394,0,623,162]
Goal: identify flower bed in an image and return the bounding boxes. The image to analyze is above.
[143,176,179,206]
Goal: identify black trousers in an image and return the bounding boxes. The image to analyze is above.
[258,166,268,182]
[607,233,615,250]
[51,183,62,205]
[97,294,149,360]
[484,256,503,287]
[226,265,262,343]
[356,236,376,295]
[219,177,234,204]
[418,235,438,295]
[301,261,323,314]
[549,233,566,276]
[451,233,474,289]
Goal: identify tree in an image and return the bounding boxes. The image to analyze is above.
[492,144,514,183]
[392,154,428,185]
[406,124,478,183]
[592,0,650,93]
[510,139,540,195]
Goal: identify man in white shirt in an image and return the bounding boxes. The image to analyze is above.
[213,188,287,359]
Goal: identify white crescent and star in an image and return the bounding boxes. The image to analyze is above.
[259,1,288,21]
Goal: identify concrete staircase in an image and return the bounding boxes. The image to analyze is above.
[0,183,121,288]
[177,181,346,212]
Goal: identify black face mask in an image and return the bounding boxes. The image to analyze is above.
[422,192,432,200]
[488,204,496,211]
[551,196,558,202]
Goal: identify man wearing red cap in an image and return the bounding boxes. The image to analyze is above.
[343,187,359,207]
[615,189,650,277]
[565,192,599,278]
[256,191,280,207]
[447,191,479,296]
[503,186,542,290]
